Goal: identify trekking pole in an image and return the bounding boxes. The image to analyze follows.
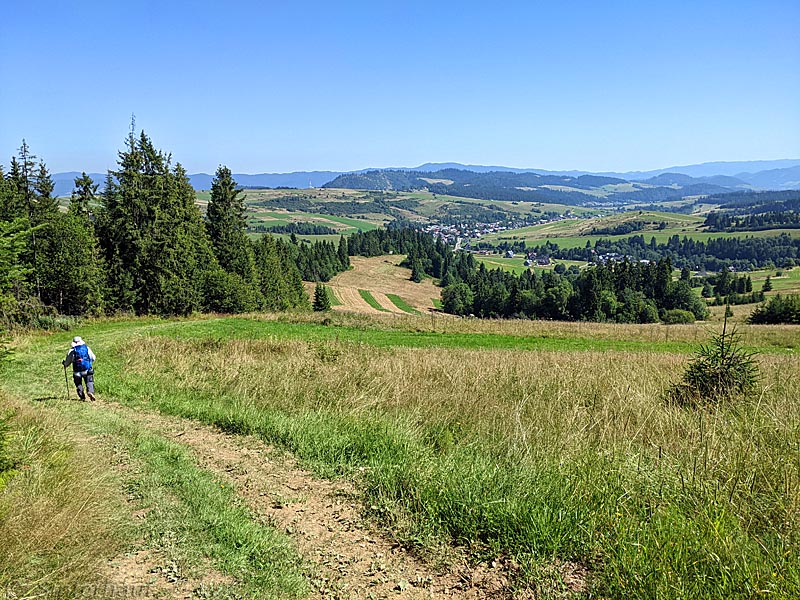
[63,364,71,400]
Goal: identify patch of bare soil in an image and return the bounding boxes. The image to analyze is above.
[102,549,233,599]
[98,400,585,598]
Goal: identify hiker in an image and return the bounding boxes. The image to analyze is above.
[63,336,96,401]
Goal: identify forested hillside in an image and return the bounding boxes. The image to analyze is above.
[323,168,745,206]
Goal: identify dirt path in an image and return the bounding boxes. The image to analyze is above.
[97,399,539,599]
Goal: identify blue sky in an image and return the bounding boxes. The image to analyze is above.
[1,1,798,174]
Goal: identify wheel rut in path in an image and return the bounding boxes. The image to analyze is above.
[100,400,544,599]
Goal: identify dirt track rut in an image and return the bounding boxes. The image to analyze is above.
[98,400,539,599]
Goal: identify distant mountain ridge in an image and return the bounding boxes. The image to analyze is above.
[321,168,742,206]
[50,159,800,197]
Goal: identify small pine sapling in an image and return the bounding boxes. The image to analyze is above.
[668,310,759,406]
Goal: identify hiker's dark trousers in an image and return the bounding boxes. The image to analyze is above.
[73,369,95,400]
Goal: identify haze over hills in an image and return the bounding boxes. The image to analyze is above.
[50,159,800,197]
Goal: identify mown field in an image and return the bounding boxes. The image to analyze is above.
[316,255,441,315]
[2,311,799,599]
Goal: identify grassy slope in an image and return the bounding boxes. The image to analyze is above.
[0,396,129,597]
[4,314,800,599]
[386,294,421,315]
[1,349,306,599]
[484,225,800,249]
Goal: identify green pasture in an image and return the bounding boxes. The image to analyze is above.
[749,266,800,294]
[475,255,588,274]
[385,293,421,315]
[358,289,390,312]
[488,228,800,250]
[4,314,799,599]
[325,285,342,307]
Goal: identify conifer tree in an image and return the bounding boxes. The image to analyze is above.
[254,234,289,310]
[36,213,105,315]
[410,258,424,283]
[313,283,331,311]
[69,172,98,220]
[0,218,32,323]
[206,166,257,281]
[97,130,219,315]
[337,235,350,270]
[276,238,309,309]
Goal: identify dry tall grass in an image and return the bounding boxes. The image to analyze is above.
[0,395,129,599]
[93,316,800,597]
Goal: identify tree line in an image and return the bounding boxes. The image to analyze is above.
[439,257,708,322]
[0,133,364,326]
[704,210,800,232]
[348,228,710,322]
[518,233,800,272]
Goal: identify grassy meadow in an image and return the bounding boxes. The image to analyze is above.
[2,312,799,598]
[478,208,800,249]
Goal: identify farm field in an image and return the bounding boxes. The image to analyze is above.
[197,187,612,244]
[477,208,800,250]
[475,255,588,275]
[321,255,440,314]
[484,225,800,249]
[2,313,798,599]
[480,210,704,243]
[752,266,800,293]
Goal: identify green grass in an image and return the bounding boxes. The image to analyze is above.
[474,255,533,275]
[52,314,791,355]
[247,217,291,228]
[79,406,306,597]
[307,213,377,231]
[432,298,443,309]
[474,255,588,275]
[750,266,800,294]
[487,228,800,250]
[385,294,421,315]
[325,285,342,307]
[0,396,130,598]
[4,316,800,599]
[1,382,306,599]
[358,289,390,312]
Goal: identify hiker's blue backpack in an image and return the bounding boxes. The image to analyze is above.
[73,344,92,371]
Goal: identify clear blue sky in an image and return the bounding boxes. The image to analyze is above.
[2,1,798,174]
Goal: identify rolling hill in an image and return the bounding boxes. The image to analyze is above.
[51,159,800,197]
[322,168,742,206]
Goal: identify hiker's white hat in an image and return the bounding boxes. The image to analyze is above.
[71,336,84,347]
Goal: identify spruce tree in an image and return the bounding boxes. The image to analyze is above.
[763,275,773,292]
[97,130,219,315]
[410,258,424,283]
[337,235,350,270]
[254,234,290,310]
[206,166,257,281]
[36,213,105,315]
[69,172,98,220]
[313,283,331,311]
[0,218,32,324]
